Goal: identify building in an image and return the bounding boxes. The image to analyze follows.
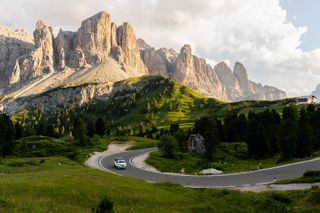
[296,96,317,105]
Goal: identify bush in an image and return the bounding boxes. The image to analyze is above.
[157,135,178,158]
[95,195,114,213]
[270,192,292,204]
[303,170,320,177]
[0,197,8,208]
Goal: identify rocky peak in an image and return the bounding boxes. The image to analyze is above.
[139,39,178,77]
[0,26,33,43]
[115,23,148,75]
[0,26,34,86]
[75,11,112,64]
[172,45,194,82]
[233,61,253,94]
[137,39,152,50]
[33,20,55,72]
[179,44,193,60]
[233,62,248,81]
[214,62,242,100]
[34,21,53,47]
[214,62,237,86]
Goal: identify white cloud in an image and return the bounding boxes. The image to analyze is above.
[0,0,320,97]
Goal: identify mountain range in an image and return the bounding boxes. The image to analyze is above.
[0,11,287,113]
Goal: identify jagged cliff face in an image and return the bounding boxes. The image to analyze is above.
[0,11,286,105]
[0,26,34,87]
[139,42,286,101]
[0,11,147,90]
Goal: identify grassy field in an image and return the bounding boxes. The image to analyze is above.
[13,135,110,163]
[1,156,320,212]
[147,143,320,174]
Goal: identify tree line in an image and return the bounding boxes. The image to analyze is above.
[194,104,320,160]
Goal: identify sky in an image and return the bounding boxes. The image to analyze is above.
[0,0,319,97]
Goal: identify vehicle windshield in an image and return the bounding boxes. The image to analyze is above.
[117,160,126,163]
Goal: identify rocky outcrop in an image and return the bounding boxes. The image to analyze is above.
[233,62,286,101]
[115,23,148,76]
[233,62,253,94]
[0,26,34,86]
[75,11,111,64]
[54,30,77,69]
[214,62,242,100]
[172,45,223,98]
[5,20,55,85]
[141,47,177,77]
[188,134,206,154]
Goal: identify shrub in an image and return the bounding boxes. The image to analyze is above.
[270,192,292,204]
[95,195,114,213]
[303,170,320,177]
[157,135,179,158]
[0,197,8,208]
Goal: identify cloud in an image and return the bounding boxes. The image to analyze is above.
[0,0,320,97]
[0,0,108,32]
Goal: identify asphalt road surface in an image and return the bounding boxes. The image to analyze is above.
[100,148,320,188]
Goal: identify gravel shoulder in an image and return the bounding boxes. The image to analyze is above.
[131,152,160,173]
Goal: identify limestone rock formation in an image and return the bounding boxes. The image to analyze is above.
[0,10,286,106]
[54,30,77,69]
[116,23,148,76]
[1,11,147,91]
[172,45,223,98]
[10,20,55,84]
[139,41,286,101]
[137,39,152,50]
[140,46,177,77]
[233,62,253,94]
[214,62,242,100]
[75,11,111,64]
[233,62,286,101]
[188,134,206,154]
[0,26,34,86]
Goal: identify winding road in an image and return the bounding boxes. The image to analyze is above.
[100,148,320,188]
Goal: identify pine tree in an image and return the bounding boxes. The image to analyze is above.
[87,120,95,138]
[72,118,88,146]
[95,118,105,137]
[0,114,15,157]
[296,109,314,157]
[246,118,270,159]
[279,106,298,160]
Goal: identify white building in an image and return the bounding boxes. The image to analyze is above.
[296,96,317,105]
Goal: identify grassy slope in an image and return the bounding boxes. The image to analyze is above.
[12,76,299,131]
[91,77,299,129]
[1,157,320,212]
[109,76,212,129]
